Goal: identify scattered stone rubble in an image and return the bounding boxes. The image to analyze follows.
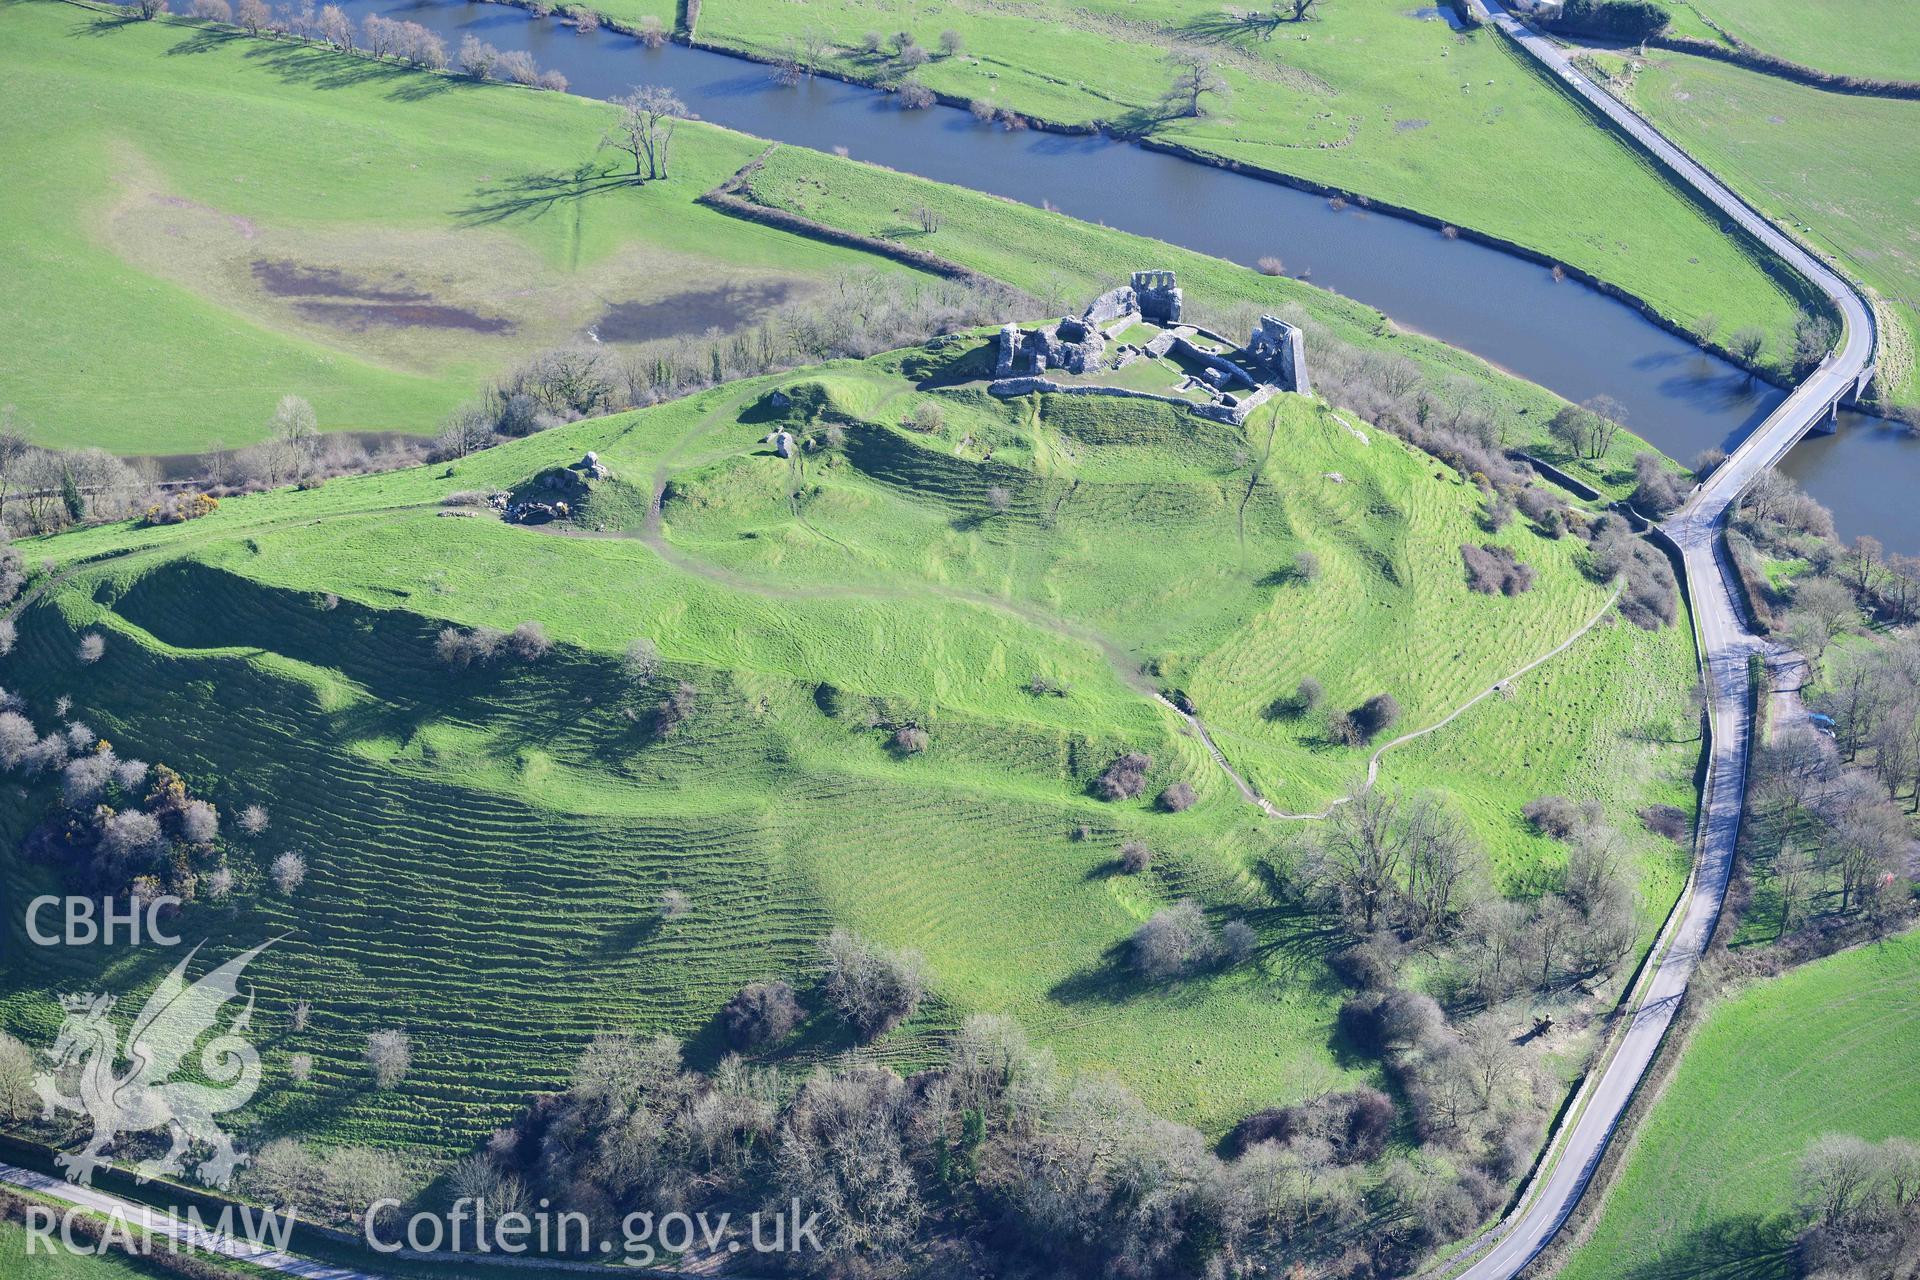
[506,452,611,524]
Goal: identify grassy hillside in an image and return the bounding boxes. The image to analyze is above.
[1558,930,1920,1280]
[0,350,1698,1157]
[0,0,879,453]
[1672,0,1920,81]
[1598,47,1920,411]
[651,0,1808,349]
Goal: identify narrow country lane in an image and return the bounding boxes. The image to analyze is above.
[1442,6,1879,1278]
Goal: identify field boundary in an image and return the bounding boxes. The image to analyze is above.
[699,151,1013,293]
[1645,32,1920,100]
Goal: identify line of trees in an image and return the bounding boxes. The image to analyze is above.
[150,0,575,91]
[440,1005,1530,1277]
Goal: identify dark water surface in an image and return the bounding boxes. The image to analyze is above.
[330,0,1907,545]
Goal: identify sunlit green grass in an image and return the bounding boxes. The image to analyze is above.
[1617,47,1920,409]
[1559,929,1920,1280]
[0,0,875,453]
[0,349,1697,1155]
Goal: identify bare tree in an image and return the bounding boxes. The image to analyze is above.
[272,850,307,895]
[365,1029,411,1089]
[606,86,686,180]
[820,928,927,1039]
[1161,48,1229,118]
[0,1033,37,1122]
[1131,899,1218,979]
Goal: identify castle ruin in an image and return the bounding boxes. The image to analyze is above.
[990,270,1310,423]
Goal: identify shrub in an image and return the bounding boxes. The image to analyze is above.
[1130,899,1217,979]
[1158,781,1196,812]
[508,621,551,661]
[1327,710,1363,747]
[1224,1087,1394,1162]
[1294,676,1324,715]
[658,888,691,920]
[239,804,270,836]
[1523,795,1581,839]
[77,634,105,664]
[1094,751,1152,801]
[720,980,801,1050]
[1221,919,1258,964]
[1461,543,1536,595]
[820,928,928,1039]
[289,1053,313,1083]
[653,680,698,739]
[1118,840,1152,874]
[891,725,930,755]
[909,400,945,433]
[365,1030,411,1089]
[1548,0,1671,41]
[1639,803,1689,842]
[1257,255,1285,276]
[1351,693,1401,743]
[898,80,936,109]
[1631,452,1686,517]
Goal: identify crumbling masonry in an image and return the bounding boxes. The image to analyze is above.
[990,270,1310,424]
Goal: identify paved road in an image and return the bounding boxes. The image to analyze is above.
[1447,7,1878,1279]
[0,1161,377,1279]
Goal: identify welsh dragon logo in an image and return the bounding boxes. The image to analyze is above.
[36,941,268,1188]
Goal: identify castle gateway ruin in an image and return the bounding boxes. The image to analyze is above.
[990,271,1310,424]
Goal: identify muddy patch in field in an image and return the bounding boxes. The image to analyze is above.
[251,259,431,303]
[591,282,798,343]
[292,301,515,333]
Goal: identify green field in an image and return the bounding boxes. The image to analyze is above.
[0,347,1698,1157]
[1672,0,1920,81]
[655,0,1808,356]
[1613,47,1920,409]
[0,1212,200,1280]
[1559,930,1920,1280]
[0,0,882,453]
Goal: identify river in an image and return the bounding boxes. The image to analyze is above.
[335,0,1913,547]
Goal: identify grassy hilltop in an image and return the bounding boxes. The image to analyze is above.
[0,344,1698,1156]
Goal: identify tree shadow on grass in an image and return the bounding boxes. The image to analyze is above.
[235,40,401,92]
[1612,1214,1796,1280]
[1175,11,1286,45]
[165,25,248,56]
[455,165,640,227]
[72,11,144,38]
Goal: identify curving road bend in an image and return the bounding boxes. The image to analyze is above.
[1446,7,1878,1279]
